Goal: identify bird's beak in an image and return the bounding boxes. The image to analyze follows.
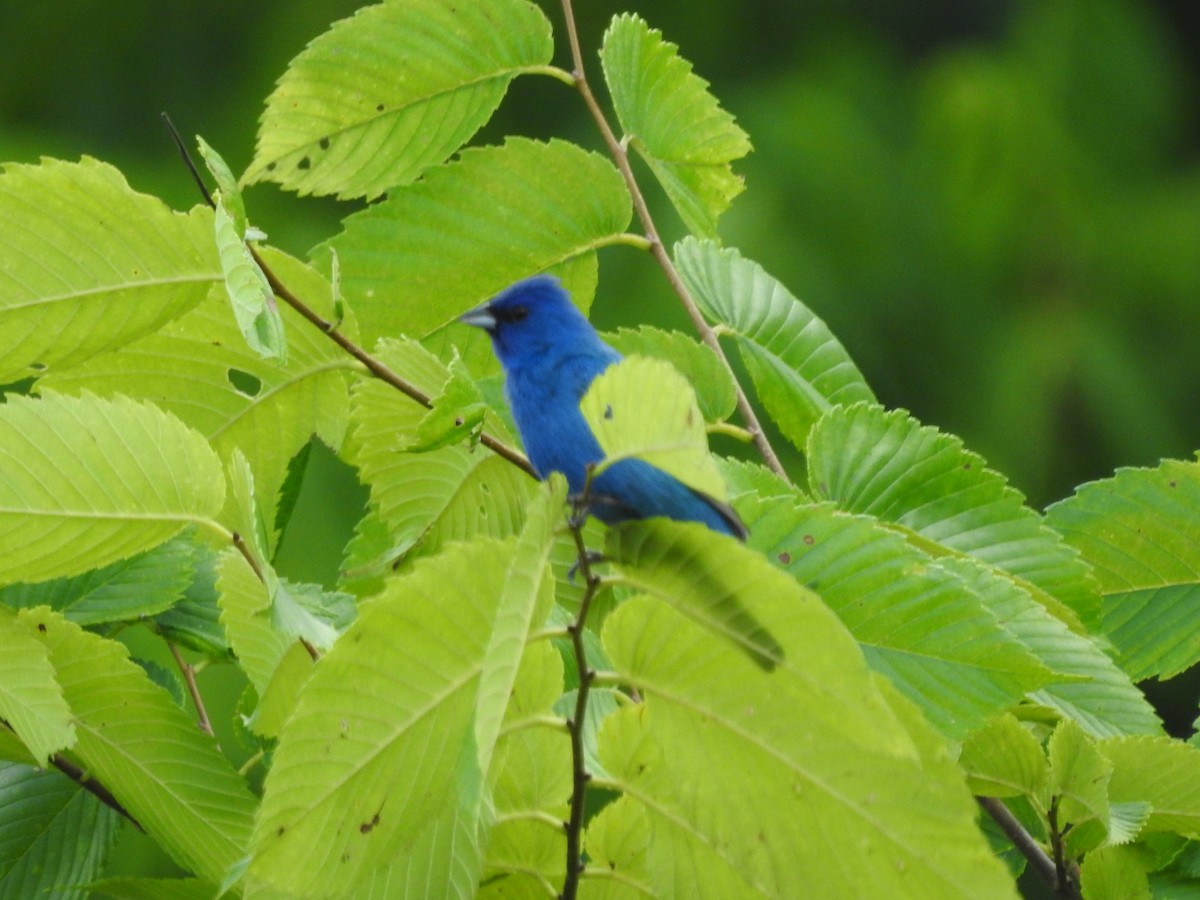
[458,304,496,331]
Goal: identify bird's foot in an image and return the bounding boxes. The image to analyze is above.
[567,551,606,584]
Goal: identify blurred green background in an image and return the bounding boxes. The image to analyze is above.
[3,0,1198,891]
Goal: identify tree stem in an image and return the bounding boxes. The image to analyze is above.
[51,752,143,831]
[168,641,213,736]
[561,513,603,899]
[978,797,1079,899]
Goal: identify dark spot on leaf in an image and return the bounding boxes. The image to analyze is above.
[480,482,491,495]
[376,103,386,112]
[342,852,350,863]
[360,811,381,834]
[963,462,972,470]
[803,534,815,545]
[37,622,46,632]
[604,404,613,420]
[1170,481,1178,488]
[266,161,277,172]
[227,368,262,397]
[28,362,46,372]
[297,156,311,170]
[777,551,791,565]
[454,417,464,427]
[276,826,286,836]
[319,137,330,150]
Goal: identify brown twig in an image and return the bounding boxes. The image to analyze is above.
[168,641,213,736]
[51,752,143,831]
[248,245,535,477]
[978,797,1079,899]
[560,515,601,900]
[557,0,789,482]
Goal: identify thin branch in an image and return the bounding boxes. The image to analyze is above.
[162,112,214,207]
[50,752,143,831]
[557,0,789,482]
[168,641,213,736]
[230,531,266,582]
[248,245,535,477]
[163,112,535,480]
[978,797,1079,899]
[561,491,604,900]
[238,747,266,777]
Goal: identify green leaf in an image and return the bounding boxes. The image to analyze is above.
[1046,718,1112,833]
[579,796,653,900]
[808,402,1099,628]
[581,355,728,501]
[213,195,286,362]
[1080,845,1152,900]
[22,608,256,885]
[483,641,571,889]
[934,555,1160,738]
[601,14,750,236]
[0,727,36,766]
[959,714,1048,799]
[41,248,350,543]
[1101,737,1200,837]
[474,478,563,777]
[78,877,217,900]
[0,534,196,625]
[598,578,1018,897]
[739,495,1052,738]
[607,520,785,671]
[0,157,217,382]
[196,136,244,235]
[0,762,120,900]
[605,325,737,423]
[674,238,875,449]
[244,0,554,199]
[250,538,522,895]
[718,455,803,503]
[216,549,295,701]
[1045,459,1200,681]
[0,393,225,585]
[154,543,229,659]
[347,338,534,570]
[403,354,488,453]
[322,137,631,348]
[0,608,73,765]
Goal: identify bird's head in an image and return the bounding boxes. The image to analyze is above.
[458,274,601,369]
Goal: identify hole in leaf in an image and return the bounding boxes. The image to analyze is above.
[319,137,330,150]
[297,156,311,170]
[227,368,262,397]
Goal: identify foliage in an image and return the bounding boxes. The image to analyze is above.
[1,2,1198,899]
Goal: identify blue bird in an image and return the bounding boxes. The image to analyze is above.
[459,274,748,540]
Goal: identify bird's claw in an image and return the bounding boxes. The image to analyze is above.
[567,551,606,584]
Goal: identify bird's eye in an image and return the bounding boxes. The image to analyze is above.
[508,305,529,322]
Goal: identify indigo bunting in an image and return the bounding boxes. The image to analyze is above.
[459,274,748,540]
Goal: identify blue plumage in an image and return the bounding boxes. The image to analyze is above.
[460,275,747,540]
